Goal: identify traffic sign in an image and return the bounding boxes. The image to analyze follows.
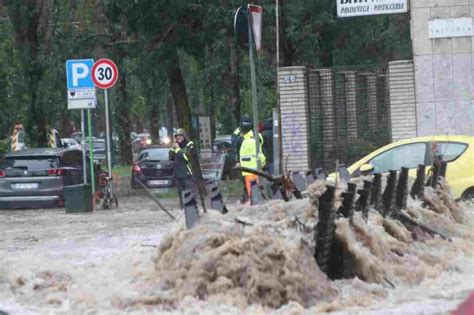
[66,59,96,110]
[66,59,95,89]
[92,59,118,89]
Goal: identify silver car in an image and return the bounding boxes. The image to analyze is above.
[0,148,89,209]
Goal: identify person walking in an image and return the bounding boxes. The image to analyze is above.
[239,119,266,203]
[169,128,197,209]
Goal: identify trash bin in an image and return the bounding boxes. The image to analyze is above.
[64,184,93,213]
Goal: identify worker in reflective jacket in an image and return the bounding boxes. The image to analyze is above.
[169,128,196,209]
[239,120,266,201]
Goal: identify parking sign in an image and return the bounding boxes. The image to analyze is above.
[66,59,96,109]
[66,59,95,89]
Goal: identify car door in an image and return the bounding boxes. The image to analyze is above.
[367,142,430,177]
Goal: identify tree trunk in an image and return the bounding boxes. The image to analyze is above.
[117,70,133,165]
[165,94,174,138]
[150,100,160,140]
[167,48,194,140]
[167,49,193,139]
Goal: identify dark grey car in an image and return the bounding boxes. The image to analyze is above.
[0,148,88,209]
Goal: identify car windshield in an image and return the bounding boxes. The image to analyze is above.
[6,156,59,170]
[140,149,168,161]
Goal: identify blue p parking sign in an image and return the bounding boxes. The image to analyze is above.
[66,59,94,89]
[66,59,96,109]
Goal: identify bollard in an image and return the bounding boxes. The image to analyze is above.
[347,182,357,193]
[338,167,351,183]
[250,180,265,205]
[382,170,398,217]
[370,173,382,212]
[271,186,284,200]
[315,167,326,180]
[314,185,336,275]
[426,162,440,188]
[410,164,425,200]
[396,167,409,210]
[292,172,307,192]
[306,171,315,186]
[339,191,356,218]
[183,188,200,229]
[356,189,370,220]
[206,181,228,214]
[363,180,373,206]
[439,161,447,179]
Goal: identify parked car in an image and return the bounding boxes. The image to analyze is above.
[131,146,174,189]
[61,138,82,150]
[132,133,152,153]
[70,131,83,144]
[84,137,106,163]
[0,148,91,209]
[329,135,474,200]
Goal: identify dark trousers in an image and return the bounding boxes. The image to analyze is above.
[176,176,193,209]
[240,174,248,203]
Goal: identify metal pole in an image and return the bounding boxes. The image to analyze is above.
[81,109,87,185]
[248,12,262,172]
[104,89,113,194]
[274,0,281,175]
[87,109,95,194]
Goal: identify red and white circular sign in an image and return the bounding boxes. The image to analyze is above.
[92,59,118,89]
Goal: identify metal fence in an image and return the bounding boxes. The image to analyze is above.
[307,65,391,170]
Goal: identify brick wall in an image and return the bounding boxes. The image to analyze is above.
[279,67,311,172]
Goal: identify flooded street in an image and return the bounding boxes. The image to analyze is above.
[0,195,473,314]
[0,196,178,314]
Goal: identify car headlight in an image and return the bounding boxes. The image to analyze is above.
[162,136,170,145]
[146,139,152,145]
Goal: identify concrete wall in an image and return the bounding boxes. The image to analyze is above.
[411,0,474,136]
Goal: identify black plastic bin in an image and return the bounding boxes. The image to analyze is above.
[64,184,94,213]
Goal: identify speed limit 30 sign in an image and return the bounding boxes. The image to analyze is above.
[92,59,118,89]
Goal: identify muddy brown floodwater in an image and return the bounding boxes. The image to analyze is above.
[0,191,473,314]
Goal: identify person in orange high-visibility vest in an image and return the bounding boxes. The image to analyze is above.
[239,120,265,203]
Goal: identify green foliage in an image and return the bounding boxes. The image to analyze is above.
[0,138,10,156]
[0,1,411,152]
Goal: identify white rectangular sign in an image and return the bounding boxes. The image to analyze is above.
[68,98,96,110]
[67,88,96,109]
[337,0,408,18]
[428,18,473,39]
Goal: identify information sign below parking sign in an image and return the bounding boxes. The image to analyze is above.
[66,59,96,110]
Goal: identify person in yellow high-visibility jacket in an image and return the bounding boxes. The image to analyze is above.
[239,120,265,201]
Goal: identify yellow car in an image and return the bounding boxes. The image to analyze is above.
[334,135,474,200]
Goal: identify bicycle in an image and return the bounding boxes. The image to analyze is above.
[95,173,119,209]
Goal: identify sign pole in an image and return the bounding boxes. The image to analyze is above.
[274,0,281,176]
[104,89,113,194]
[248,11,262,172]
[81,109,87,185]
[87,109,95,194]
